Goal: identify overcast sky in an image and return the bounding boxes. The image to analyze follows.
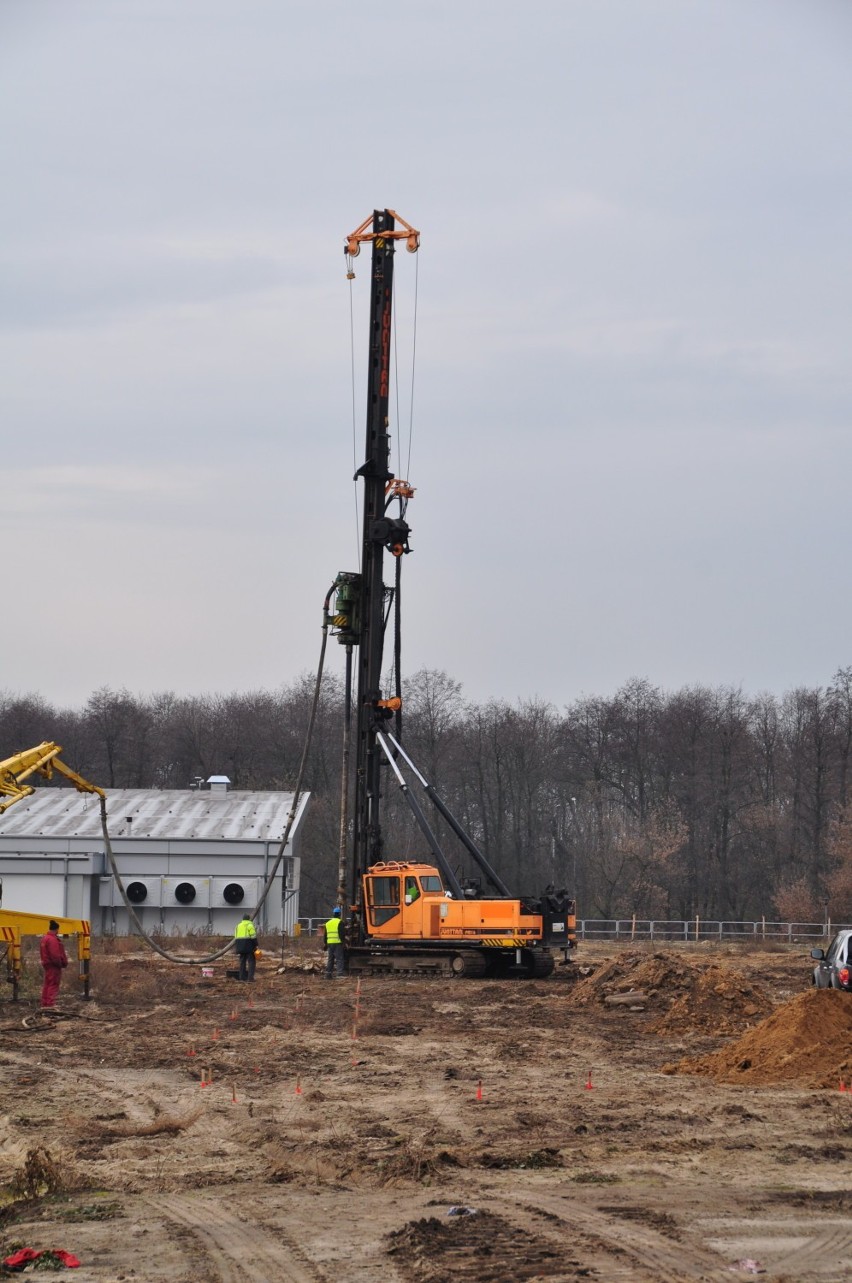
[2,0,851,711]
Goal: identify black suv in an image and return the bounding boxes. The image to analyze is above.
[811,929,852,991]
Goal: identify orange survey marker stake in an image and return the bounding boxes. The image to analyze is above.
[295,1077,302,1096]
[211,1027,220,1041]
[187,1044,196,1058]
[231,1083,238,1104]
[229,1007,238,1022]
[585,1071,594,1091]
[840,1080,847,1093]
[476,1080,483,1102]
[247,995,255,1009]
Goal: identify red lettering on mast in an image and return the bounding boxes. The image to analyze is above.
[379,291,391,398]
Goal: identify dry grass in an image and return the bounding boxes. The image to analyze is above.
[75,1106,205,1140]
[8,1146,86,1199]
[88,956,163,1002]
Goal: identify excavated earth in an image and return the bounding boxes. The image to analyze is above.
[1,939,851,1282]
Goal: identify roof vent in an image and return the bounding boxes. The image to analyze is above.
[207,775,231,796]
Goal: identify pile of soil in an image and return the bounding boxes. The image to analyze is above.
[650,964,771,1036]
[568,950,693,1008]
[567,950,772,1037]
[665,989,852,1088]
[386,1210,568,1282]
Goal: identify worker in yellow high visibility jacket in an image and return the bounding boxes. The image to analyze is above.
[322,907,345,980]
[234,914,258,982]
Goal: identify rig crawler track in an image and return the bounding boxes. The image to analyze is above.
[346,946,555,979]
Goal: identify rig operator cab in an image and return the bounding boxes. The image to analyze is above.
[359,860,575,977]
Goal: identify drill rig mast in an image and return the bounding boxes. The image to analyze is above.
[331,210,575,977]
[349,209,414,896]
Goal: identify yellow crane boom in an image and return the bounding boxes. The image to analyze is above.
[0,741,106,814]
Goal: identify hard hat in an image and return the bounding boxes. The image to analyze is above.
[332,907,342,916]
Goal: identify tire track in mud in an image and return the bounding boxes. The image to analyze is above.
[772,1221,852,1275]
[497,1192,733,1282]
[143,1192,326,1283]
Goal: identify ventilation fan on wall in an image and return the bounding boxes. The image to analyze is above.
[98,876,163,908]
[211,877,260,908]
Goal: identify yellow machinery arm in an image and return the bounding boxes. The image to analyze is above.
[0,743,101,1001]
[0,741,106,815]
[1,910,91,1002]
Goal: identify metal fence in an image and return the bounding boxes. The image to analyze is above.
[297,916,849,942]
[576,918,850,943]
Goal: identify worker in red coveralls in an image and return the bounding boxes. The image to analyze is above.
[39,919,68,1008]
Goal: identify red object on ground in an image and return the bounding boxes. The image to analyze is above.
[585,1072,594,1090]
[3,1247,80,1269]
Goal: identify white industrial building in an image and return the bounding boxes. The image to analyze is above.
[0,778,308,936]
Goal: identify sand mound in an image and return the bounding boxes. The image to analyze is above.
[664,989,852,1088]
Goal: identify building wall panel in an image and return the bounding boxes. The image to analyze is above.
[1,873,65,917]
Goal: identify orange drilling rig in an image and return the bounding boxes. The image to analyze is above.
[329,211,576,977]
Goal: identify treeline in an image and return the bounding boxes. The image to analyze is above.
[3,668,852,922]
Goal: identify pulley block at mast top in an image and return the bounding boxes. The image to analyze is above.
[344,209,421,263]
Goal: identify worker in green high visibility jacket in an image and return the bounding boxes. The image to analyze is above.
[322,907,346,979]
[233,914,258,981]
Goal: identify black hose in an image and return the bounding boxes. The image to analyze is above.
[98,591,332,965]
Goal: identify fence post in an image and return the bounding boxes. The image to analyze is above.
[694,914,700,942]
[631,913,636,941]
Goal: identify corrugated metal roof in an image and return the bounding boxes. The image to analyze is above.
[0,788,307,842]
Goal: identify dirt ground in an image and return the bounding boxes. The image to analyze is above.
[1,938,851,1283]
